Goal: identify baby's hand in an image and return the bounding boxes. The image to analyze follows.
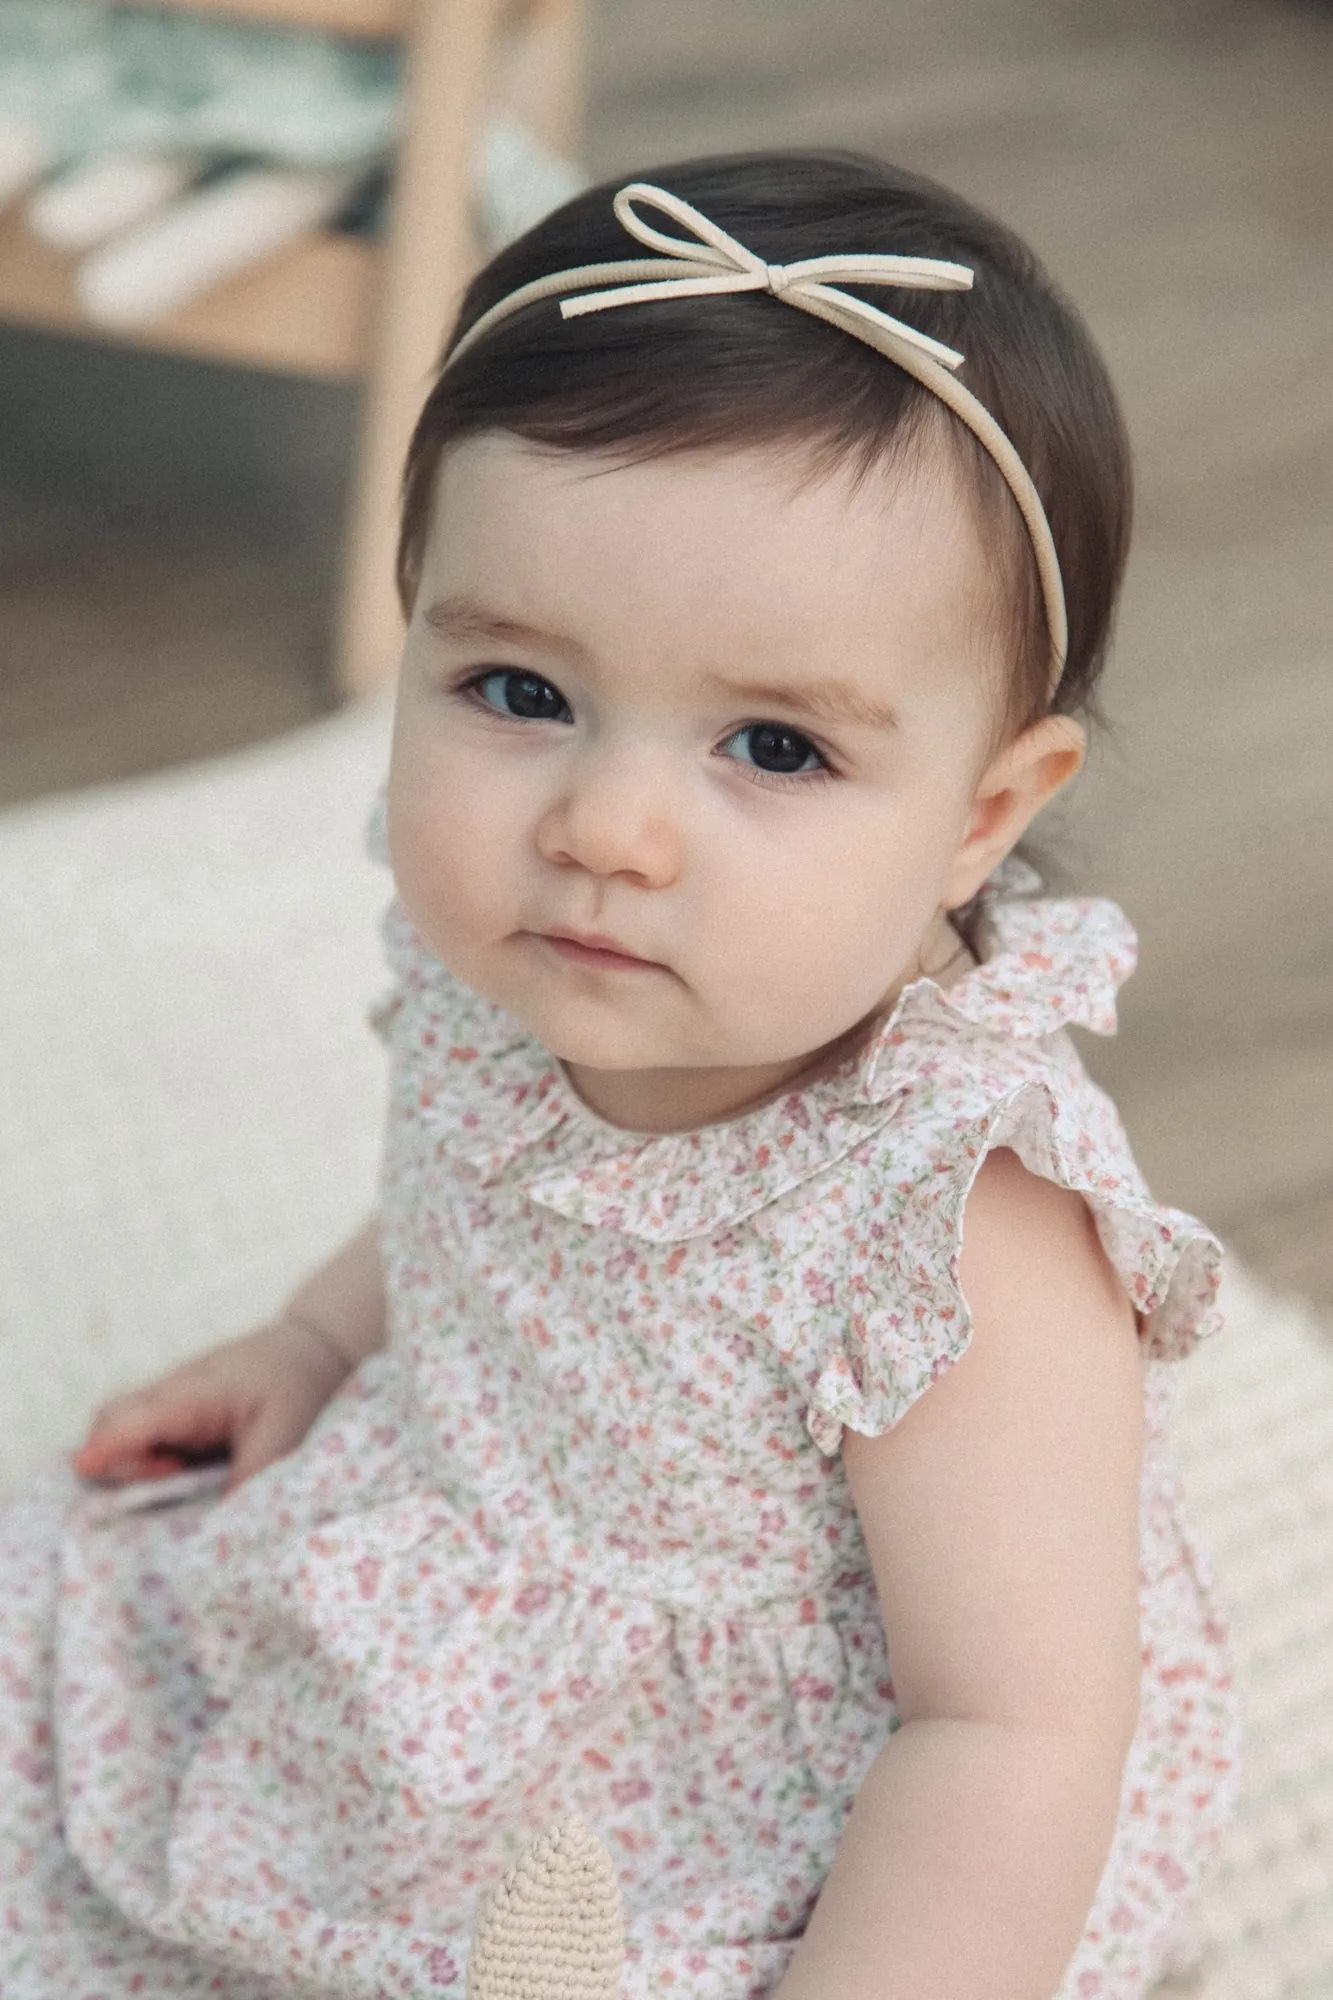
[73,1318,355,1493]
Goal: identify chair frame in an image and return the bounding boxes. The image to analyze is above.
[0,0,587,695]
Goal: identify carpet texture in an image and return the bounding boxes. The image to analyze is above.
[1,697,1329,1996]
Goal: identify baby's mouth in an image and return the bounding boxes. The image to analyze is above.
[532,928,664,972]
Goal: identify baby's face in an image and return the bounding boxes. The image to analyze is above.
[388,433,1061,1131]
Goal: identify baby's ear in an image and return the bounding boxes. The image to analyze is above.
[943,715,1085,910]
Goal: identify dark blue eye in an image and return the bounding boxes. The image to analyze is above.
[475,670,572,722]
[722,723,825,775]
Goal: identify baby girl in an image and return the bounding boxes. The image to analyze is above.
[2,148,1238,1999]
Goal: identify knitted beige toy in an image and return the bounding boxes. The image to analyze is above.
[466,1817,626,2000]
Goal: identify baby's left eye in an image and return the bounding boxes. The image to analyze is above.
[720,723,827,777]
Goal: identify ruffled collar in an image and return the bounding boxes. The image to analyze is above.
[385,856,1136,1241]
[855,856,1136,1098]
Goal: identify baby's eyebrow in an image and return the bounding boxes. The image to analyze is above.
[696,670,900,733]
[423,600,899,731]
[423,591,592,668]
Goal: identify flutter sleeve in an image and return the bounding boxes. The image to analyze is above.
[749,1062,1224,1459]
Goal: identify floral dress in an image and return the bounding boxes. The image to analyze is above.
[0,842,1239,2000]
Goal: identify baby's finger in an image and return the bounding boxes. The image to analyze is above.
[81,1387,155,1444]
[76,1445,191,1484]
[74,1389,232,1482]
[75,1399,161,1478]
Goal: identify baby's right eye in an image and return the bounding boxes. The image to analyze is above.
[471,669,572,723]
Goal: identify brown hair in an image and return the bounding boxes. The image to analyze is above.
[397,148,1132,736]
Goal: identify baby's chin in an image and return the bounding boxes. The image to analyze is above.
[486,987,783,1080]
[440,939,857,1079]
[507,1004,720,1075]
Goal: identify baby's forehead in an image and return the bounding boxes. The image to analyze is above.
[428,432,996,674]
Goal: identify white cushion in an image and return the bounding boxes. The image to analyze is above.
[0,695,393,1489]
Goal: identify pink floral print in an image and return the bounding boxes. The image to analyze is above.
[0,836,1239,1999]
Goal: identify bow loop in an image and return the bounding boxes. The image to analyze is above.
[612,181,765,279]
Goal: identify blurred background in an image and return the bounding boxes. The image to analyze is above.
[1,0,1330,1313]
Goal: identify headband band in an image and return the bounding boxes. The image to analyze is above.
[445,181,1069,692]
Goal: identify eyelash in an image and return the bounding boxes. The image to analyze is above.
[454,668,839,789]
[458,668,573,726]
[719,733,836,790]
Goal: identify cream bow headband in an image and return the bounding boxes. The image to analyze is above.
[446,182,1069,690]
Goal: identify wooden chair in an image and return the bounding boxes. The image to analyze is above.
[0,0,587,696]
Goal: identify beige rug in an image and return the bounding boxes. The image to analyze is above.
[1164,1262,1333,2000]
[1,698,1330,1996]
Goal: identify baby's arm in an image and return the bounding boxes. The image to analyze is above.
[776,1149,1144,2000]
[75,1217,387,1492]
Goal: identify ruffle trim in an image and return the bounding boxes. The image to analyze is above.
[786,1078,1222,1455]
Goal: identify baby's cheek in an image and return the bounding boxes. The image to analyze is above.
[708,889,881,1059]
[388,787,504,965]
[402,858,501,979]
[789,891,931,1039]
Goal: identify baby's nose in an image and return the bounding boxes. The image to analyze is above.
[535,750,683,888]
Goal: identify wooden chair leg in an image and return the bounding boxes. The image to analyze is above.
[494,0,587,157]
[336,0,505,700]
[336,0,587,701]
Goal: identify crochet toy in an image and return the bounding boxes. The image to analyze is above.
[467,1818,626,2000]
